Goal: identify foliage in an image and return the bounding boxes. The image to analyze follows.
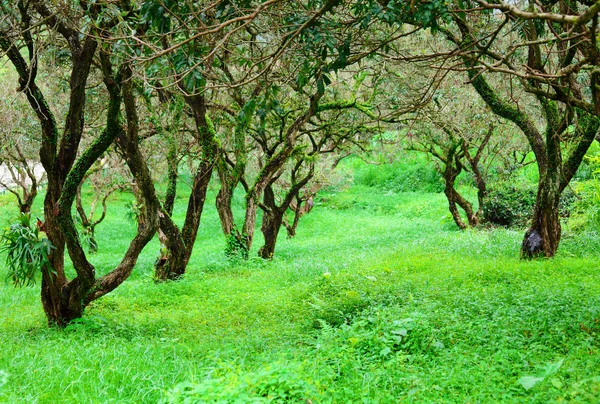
[482,181,536,227]
[308,273,369,328]
[225,229,249,260]
[124,200,141,223]
[74,215,98,254]
[1,186,600,402]
[162,365,316,403]
[353,155,444,193]
[0,214,54,287]
[568,151,600,232]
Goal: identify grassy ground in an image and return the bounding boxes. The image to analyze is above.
[0,180,599,403]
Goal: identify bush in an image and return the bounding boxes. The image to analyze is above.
[225,229,249,260]
[315,305,443,365]
[567,150,600,232]
[483,182,576,228]
[482,182,537,227]
[568,179,600,232]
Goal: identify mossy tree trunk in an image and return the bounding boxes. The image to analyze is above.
[2,7,99,325]
[257,185,285,260]
[154,93,218,281]
[258,162,314,259]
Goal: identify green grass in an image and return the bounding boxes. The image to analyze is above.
[0,181,600,403]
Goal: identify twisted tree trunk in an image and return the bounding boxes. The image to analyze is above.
[154,94,217,281]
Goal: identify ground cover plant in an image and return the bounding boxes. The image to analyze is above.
[1,157,599,403]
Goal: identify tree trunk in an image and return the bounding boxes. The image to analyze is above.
[40,191,71,326]
[20,183,37,214]
[445,186,467,230]
[441,151,478,229]
[20,201,33,214]
[452,189,478,227]
[283,196,314,238]
[154,94,216,281]
[216,177,236,236]
[283,202,302,238]
[154,140,183,281]
[258,208,284,259]
[521,172,561,258]
[154,214,187,281]
[257,185,283,259]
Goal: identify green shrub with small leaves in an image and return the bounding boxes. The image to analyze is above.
[482,182,537,227]
[0,213,55,287]
[483,182,576,227]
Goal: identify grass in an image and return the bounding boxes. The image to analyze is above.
[0,177,600,403]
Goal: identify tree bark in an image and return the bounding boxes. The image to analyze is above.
[258,209,284,259]
[258,162,314,258]
[283,196,314,238]
[521,175,561,258]
[258,185,284,259]
[439,146,478,229]
[216,178,236,236]
[154,94,217,281]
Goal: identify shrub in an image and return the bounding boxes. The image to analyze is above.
[315,305,443,363]
[0,213,55,287]
[567,150,600,232]
[225,229,249,260]
[309,288,368,328]
[482,182,536,227]
[568,179,600,232]
[483,182,576,227]
[308,273,371,328]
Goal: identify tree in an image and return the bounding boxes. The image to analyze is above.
[0,1,159,326]
[134,0,306,279]
[74,153,130,253]
[0,66,46,214]
[406,79,525,229]
[439,3,600,256]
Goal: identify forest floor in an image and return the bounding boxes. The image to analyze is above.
[0,183,599,403]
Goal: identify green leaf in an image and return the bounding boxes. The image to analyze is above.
[317,77,325,95]
[543,359,564,376]
[518,376,545,390]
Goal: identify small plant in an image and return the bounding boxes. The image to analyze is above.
[74,215,99,254]
[162,365,316,403]
[124,200,141,223]
[0,213,55,287]
[225,229,249,260]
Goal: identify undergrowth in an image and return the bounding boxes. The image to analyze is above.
[0,164,600,403]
